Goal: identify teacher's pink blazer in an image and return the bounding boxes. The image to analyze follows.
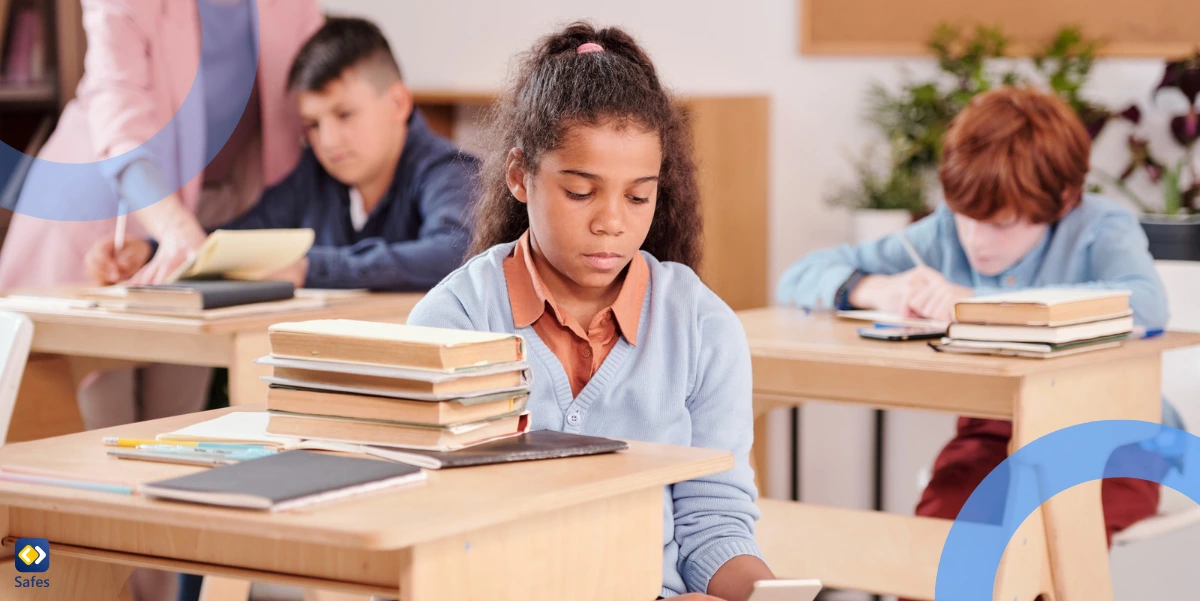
[0,0,323,290]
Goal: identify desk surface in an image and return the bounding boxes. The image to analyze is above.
[6,292,421,334]
[0,408,730,551]
[739,307,1200,377]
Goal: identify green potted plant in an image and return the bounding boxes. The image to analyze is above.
[1093,52,1200,260]
[826,152,927,242]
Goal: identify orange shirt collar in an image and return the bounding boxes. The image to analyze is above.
[503,231,647,345]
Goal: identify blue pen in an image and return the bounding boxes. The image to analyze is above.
[137,444,276,456]
[1130,326,1165,340]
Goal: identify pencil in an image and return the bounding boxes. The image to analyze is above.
[899,231,926,269]
[114,201,127,252]
[0,472,135,495]
[102,437,271,450]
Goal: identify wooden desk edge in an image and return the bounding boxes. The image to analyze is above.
[747,330,1200,377]
[0,442,733,550]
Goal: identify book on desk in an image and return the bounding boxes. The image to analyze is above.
[934,289,1135,359]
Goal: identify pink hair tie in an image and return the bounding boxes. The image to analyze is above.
[577,42,604,54]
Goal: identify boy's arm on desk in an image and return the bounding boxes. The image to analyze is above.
[775,214,942,310]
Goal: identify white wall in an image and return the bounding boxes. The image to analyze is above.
[320,1,1196,596]
[320,0,1176,284]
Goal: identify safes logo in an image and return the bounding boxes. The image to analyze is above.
[13,538,50,589]
[15,538,49,573]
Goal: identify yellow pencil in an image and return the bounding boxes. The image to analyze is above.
[101,437,268,450]
[102,437,189,448]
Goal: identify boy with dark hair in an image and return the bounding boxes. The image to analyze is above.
[85,20,478,601]
[777,87,1180,587]
[87,17,476,291]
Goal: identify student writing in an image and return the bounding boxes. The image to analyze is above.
[776,89,1180,598]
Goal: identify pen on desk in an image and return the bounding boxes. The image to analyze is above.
[1132,326,1165,339]
[0,471,136,495]
[0,465,133,486]
[136,444,276,456]
[898,231,926,270]
[102,437,271,450]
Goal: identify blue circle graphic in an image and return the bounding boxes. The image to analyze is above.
[0,0,260,221]
[936,420,1196,600]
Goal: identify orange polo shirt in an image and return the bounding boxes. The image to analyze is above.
[503,231,649,397]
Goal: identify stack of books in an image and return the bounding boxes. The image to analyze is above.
[935,289,1135,358]
[260,319,531,451]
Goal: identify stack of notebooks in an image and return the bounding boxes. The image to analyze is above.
[259,319,533,452]
[934,289,1135,359]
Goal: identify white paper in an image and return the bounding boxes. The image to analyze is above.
[956,288,1131,307]
[255,355,529,382]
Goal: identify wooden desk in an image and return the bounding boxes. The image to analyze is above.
[11,293,421,407]
[739,307,1200,601]
[0,407,729,601]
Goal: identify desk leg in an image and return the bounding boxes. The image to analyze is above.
[401,487,663,601]
[1012,355,1162,601]
[0,553,133,600]
[5,355,86,443]
[198,576,253,601]
[753,410,771,496]
[228,331,272,406]
[993,507,1055,601]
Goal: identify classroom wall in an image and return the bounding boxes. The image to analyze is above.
[321,1,1198,596]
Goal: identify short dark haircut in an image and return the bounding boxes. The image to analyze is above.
[287,17,403,93]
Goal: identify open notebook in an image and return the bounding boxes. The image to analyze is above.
[166,229,315,283]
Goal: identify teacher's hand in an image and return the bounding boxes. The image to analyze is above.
[127,220,207,285]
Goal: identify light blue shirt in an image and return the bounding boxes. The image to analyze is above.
[776,194,1183,428]
[408,242,764,598]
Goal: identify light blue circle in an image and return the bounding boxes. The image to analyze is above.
[936,420,1196,599]
[0,0,260,221]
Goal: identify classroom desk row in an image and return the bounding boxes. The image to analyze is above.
[2,300,1197,600]
[12,292,423,407]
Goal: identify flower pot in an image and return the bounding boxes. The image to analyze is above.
[1140,213,1200,261]
[853,209,913,243]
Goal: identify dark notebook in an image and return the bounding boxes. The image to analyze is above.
[139,450,425,511]
[360,429,629,469]
[127,279,295,311]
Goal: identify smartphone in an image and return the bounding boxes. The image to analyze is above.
[857,325,945,341]
[747,579,823,601]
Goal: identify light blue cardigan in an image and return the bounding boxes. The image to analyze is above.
[408,241,764,597]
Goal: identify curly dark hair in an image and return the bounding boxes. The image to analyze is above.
[469,22,703,271]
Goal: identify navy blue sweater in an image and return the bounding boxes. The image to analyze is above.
[220,110,478,290]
